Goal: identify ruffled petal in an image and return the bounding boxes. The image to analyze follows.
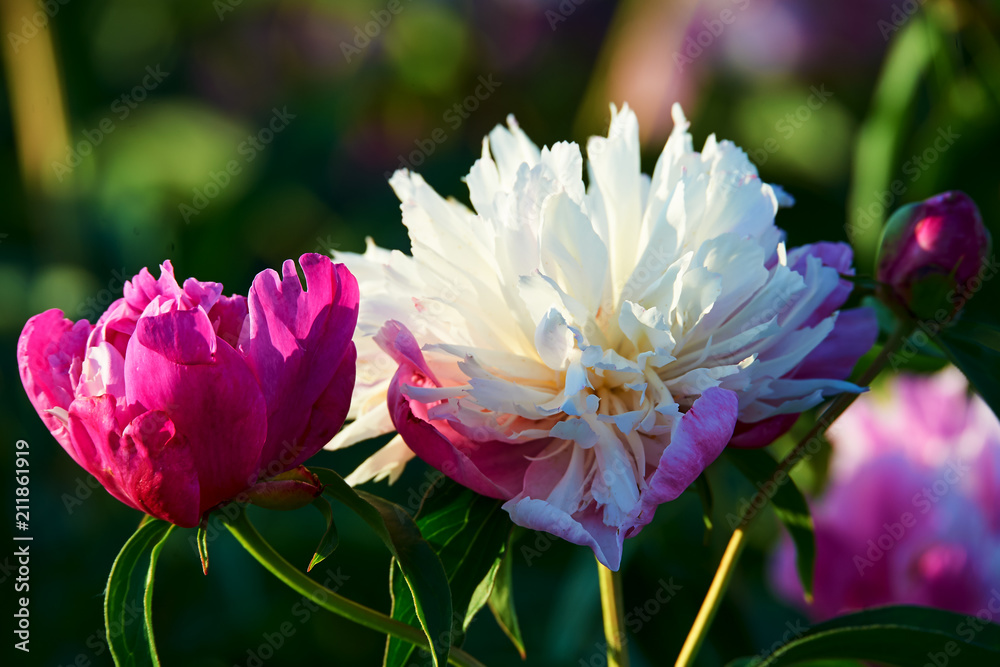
[243,254,359,471]
[379,321,549,499]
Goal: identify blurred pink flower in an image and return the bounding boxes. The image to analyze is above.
[772,369,1000,618]
[18,254,358,527]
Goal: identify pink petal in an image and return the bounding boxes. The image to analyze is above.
[635,387,738,526]
[125,307,266,511]
[108,261,222,348]
[134,297,217,365]
[66,394,138,511]
[243,254,359,472]
[787,242,854,327]
[387,370,512,499]
[123,262,182,310]
[261,342,358,473]
[17,310,91,461]
[793,307,878,381]
[119,410,202,527]
[503,497,625,570]
[380,321,547,499]
[207,294,249,349]
[728,413,799,449]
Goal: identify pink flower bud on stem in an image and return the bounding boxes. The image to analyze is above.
[876,191,991,320]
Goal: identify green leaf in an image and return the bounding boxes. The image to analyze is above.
[105,517,175,667]
[947,318,1000,352]
[725,448,816,602]
[938,319,1000,421]
[488,535,526,660]
[385,478,513,667]
[307,496,339,572]
[311,468,452,667]
[742,605,1000,666]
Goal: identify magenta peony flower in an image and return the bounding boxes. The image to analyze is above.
[771,369,1000,618]
[18,254,358,528]
[877,191,991,317]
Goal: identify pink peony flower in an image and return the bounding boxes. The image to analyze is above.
[771,369,1000,618]
[328,104,876,569]
[18,254,358,528]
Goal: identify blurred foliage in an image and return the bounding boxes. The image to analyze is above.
[2,1,999,666]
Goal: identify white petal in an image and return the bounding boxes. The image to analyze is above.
[344,435,415,486]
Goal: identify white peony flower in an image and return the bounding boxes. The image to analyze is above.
[326,103,876,569]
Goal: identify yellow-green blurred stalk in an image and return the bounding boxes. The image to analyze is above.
[2,0,70,194]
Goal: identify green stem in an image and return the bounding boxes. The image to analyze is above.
[597,559,630,667]
[674,528,747,667]
[224,509,487,667]
[675,322,914,667]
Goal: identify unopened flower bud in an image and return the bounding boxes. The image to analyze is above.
[876,191,991,319]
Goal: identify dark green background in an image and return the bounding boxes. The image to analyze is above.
[3,1,999,665]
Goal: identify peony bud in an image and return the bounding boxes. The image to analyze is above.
[876,191,991,319]
[245,466,324,511]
